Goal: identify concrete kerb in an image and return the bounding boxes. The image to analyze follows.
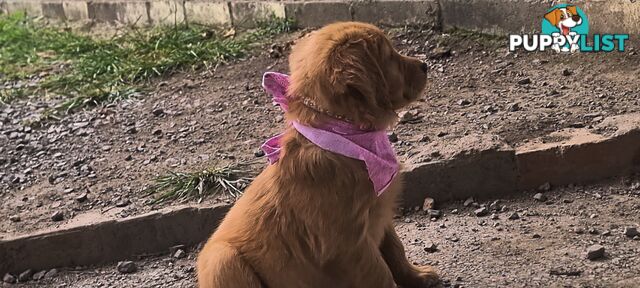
[0,204,230,276]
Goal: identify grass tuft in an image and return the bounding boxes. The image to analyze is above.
[0,13,295,113]
[146,162,257,204]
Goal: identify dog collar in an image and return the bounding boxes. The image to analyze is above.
[260,72,399,195]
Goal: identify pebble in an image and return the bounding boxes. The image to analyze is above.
[152,108,165,117]
[51,211,64,222]
[508,212,520,220]
[422,197,435,211]
[18,269,33,282]
[428,209,442,219]
[490,213,499,220]
[474,207,489,217]
[463,197,474,207]
[173,249,187,259]
[533,193,547,202]
[44,269,58,278]
[586,245,605,260]
[424,242,438,253]
[32,270,46,281]
[507,102,520,112]
[457,99,471,106]
[624,227,639,238]
[115,199,130,207]
[117,261,138,274]
[517,78,532,85]
[254,150,265,157]
[9,215,21,222]
[3,273,15,284]
[562,68,572,76]
[75,193,88,203]
[387,132,399,143]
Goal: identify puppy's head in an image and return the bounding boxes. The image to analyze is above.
[288,22,428,130]
[545,6,582,33]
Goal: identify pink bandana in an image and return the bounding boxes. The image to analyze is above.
[260,72,399,196]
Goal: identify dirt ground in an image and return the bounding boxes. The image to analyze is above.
[1,25,639,237]
[4,180,640,287]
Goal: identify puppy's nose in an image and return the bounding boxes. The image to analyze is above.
[420,62,429,73]
[572,15,581,22]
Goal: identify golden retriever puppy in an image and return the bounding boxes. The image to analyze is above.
[197,22,438,288]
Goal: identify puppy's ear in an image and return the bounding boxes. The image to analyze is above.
[566,6,578,16]
[544,9,562,26]
[325,37,392,111]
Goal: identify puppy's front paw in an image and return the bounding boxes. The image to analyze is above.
[399,265,442,288]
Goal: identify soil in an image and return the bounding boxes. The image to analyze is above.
[1,25,639,237]
[4,180,640,287]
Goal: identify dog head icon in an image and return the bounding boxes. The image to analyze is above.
[544,6,583,35]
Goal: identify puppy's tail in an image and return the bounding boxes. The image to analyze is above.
[197,242,264,288]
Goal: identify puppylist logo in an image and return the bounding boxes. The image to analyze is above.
[509,4,630,52]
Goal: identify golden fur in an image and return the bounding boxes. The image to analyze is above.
[197,22,439,288]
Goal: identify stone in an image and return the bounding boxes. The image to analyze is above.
[624,227,640,238]
[424,242,438,253]
[18,269,33,282]
[387,132,398,143]
[586,245,605,260]
[428,209,442,219]
[75,193,88,203]
[173,249,186,259]
[517,78,531,85]
[508,212,520,220]
[152,108,165,116]
[32,270,46,281]
[51,211,64,221]
[3,273,16,284]
[117,261,137,274]
[474,207,489,217]
[9,215,21,222]
[463,197,474,207]
[44,269,58,278]
[422,197,435,211]
[533,193,547,202]
[457,99,471,106]
[562,68,572,76]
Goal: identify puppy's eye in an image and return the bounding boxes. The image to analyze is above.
[560,14,565,19]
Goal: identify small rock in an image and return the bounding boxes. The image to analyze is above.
[422,198,435,211]
[428,209,442,219]
[387,132,398,143]
[398,110,419,123]
[563,199,574,203]
[254,150,265,158]
[463,197,474,207]
[474,207,489,217]
[451,209,459,214]
[152,108,165,117]
[562,68,572,76]
[424,242,438,253]
[430,47,451,59]
[115,199,130,207]
[44,269,58,278]
[532,234,542,239]
[507,102,520,112]
[18,269,33,282]
[32,270,46,281]
[436,131,448,137]
[117,261,137,274]
[517,78,532,85]
[457,99,471,106]
[586,245,605,260]
[3,273,16,284]
[508,212,520,220]
[624,227,640,238]
[51,211,64,222]
[9,215,20,222]
[588,228,599,235]
[75,193,88,203]
[173,249,187,259]
[533,193,547,202]
[601,230,612,237]
[490,213,499,220]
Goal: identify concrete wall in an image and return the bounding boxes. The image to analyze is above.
[1,0,637,36]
